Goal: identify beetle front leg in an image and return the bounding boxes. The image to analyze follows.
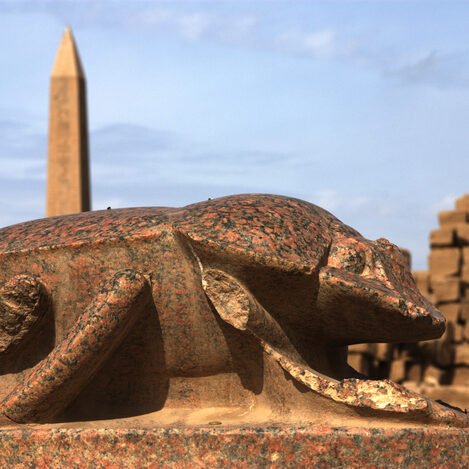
[0,269,151,423]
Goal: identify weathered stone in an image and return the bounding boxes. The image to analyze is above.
[461,264,469,284]
[407,362,422,383]
[434,323,455,368]
[428,248,461,277]
[412,270,430,295]
[456,225,469,245]
[462,246,469,265]
[454,323,465,343]
[431,277,461,303]
[0,193,459,431]
[0,425,466,468]
[438,303,460,323]
[348,343,370,354]
[460,301,469,322]
[455,193,469,211]
[46,27,90,217]
[400,247,411,268]
[430,227,455,247]
[389,358,406,382]
[452,366,469,386]
[347,353,363,372]
[438,210,469,227]
[423,365,443,386]
[455,344,469,366]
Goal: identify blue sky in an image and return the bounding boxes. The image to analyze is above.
[1,1,469,269]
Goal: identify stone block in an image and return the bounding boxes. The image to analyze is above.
[456,224,469,245]
[455,193,469,211]
[452,365,469,386]
[438,210,469,227]
[431,277,461,303]
[460,301,469,322]
[438,303,460,322]
[406,362,422,383]
[374,342,393,362]
[428,248,461,277]
[389,358,406,383]
[423,365,443,386]
[463,246,469,265]
[412,270,429,295]
[348,343,370,354]
[461,264,469,284]
[430,228,455,247]
[454,323,464,343]
[454,344,469,365]
[347,353,363,372]
[434,323,455,368]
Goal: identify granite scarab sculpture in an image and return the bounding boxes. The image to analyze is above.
[0,194,466,427]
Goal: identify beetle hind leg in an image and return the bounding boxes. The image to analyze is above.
[1,269,151,423]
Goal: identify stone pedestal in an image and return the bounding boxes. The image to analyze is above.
[0,423,467,467]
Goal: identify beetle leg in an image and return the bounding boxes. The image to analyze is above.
[0,269,150,423]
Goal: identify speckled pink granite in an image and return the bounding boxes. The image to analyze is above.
[0,194,466,465]
[0,424,466,468]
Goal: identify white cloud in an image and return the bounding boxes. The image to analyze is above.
[389,50,469,88]
[429,194,457,216]
[275,29,337,59]
[178,13,210,41]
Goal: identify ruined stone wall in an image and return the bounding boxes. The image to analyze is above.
[348,194,469,409]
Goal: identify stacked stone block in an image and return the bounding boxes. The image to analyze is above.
[349,195,469,408]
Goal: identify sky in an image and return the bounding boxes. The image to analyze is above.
[1,1,469,269]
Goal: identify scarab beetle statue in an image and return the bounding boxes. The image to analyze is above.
[0,194,466,427]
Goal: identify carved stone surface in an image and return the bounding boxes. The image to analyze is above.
[351,193,469,412]
[0,194,466,465]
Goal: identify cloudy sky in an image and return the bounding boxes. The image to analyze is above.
[1,1,469,269]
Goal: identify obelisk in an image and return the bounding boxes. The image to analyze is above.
[46,26,91,217]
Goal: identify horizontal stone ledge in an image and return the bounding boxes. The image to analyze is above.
[0,425,467,468]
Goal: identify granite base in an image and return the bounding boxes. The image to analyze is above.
[0,424,467,468]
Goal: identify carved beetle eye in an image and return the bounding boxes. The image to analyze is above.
[328,245,366,275]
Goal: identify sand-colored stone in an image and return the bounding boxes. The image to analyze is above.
[455,193,469,212]
[460,301,469,322]
[431,277,461,303]
[452,366,469,386]
[438,302,460,323]
[461,264,469,284]
[454,323,464,343]
[462,246,469,265]
[430,227,455,247]
[459,320,469,341]
[429,248,461,277]
[455,344,469,366]
[46,27,90,217]
[389,358,406,383]
[423,365,444,386]
[406,363,422,382]
[412,270,429,294]
[438,210,469,227]
[456,224,469,245]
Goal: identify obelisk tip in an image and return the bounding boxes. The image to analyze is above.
[51,26,85,78]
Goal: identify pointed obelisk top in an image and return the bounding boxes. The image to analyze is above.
[51,26,85,78]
